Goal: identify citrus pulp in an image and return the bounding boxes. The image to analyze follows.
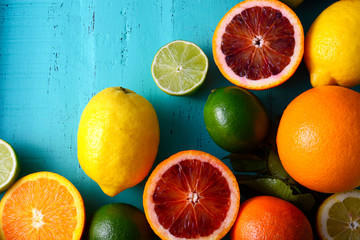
[143,150,240,240]
[0,172,85,240]
[213,0,304,90]
[151,40,208,96]
[0,139,19,193]
[317,189,360,240]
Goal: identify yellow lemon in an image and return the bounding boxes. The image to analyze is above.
[305,0,360,88]
[77,87,160,197]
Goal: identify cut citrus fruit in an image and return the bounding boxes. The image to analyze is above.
[0,139,19,193]
[151,40,208,96]
[0,172,85,240]
[213,0,304,90]
[143,150,240,240]
[317,189,360,240]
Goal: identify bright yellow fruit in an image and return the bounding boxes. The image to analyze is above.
[77,87,160,197]
[305,0,360,88]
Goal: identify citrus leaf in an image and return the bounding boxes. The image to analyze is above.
[225,153,267,172]
[237,176,315,211]
[267,150,296,184]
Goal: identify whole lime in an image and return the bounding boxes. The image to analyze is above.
[204,86,269,153]
[279,0,304,9]
[89,203,153,240]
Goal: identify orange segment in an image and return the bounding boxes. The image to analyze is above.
[143,150,240,240]
[0,172,85,240]
[213,0,304,90]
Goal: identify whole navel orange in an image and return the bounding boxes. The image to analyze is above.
[277,86,360,193]
[231,196,313,240]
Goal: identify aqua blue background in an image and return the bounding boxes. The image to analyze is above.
[0,0,346,239]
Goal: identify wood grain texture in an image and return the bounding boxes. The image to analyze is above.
[0,0,350,239]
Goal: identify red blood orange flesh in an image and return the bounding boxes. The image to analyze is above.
[213,0,304,90]
[143,150,240,240]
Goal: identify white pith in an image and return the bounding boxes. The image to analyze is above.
[32,208,45,229]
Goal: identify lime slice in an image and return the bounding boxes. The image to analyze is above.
[317,189,360,240]
[151,40,208,96]
[0,139,19,193]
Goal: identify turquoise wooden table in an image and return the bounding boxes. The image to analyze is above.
[0,0,346,239]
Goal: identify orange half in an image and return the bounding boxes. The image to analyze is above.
[143,150,240,240]
[0,172,85,240]
[213,0,304,90]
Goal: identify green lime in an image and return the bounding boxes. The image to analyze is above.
[89,203,153,240]
[151,40,208,96]
[0,139,19,193]
[317,189,360,240]
[279,0,304,9]
[204,86,269,153]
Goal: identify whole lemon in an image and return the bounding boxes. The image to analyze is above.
[305,0,360,88]
[77,87,160,197]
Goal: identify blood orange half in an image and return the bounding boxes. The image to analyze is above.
[143,150,240,240]
[0,172,85,240]
[213,0,304,90]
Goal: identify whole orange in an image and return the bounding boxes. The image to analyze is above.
[277,86,360,193]
[230,196,313,240]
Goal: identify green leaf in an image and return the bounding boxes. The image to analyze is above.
[225,153,267,172]
[267,150,296,184]
[237,176,315,211]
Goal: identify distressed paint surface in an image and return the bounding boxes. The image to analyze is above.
[0,0,349,238]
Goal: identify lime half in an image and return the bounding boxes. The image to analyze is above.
[317,189,360,240]
[0,139,19,193]
[151,40,208,96]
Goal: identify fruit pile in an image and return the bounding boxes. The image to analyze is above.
[1,0,360,239]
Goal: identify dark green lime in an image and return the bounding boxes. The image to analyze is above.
[204,86,269,153]
[89,203,153,240]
